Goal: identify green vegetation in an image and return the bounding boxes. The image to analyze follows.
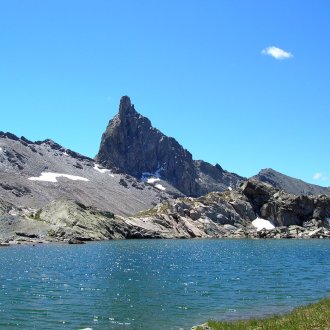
[34,209,42,220]
[196,191,226,206]
[135,202,171,217]
[47,229,56,237]
[196,297,330,330]
[28,208,42,221]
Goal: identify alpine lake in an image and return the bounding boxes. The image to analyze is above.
[0,239,329,329]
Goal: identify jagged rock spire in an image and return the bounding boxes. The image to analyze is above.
[96,96,244,196]
[96,96,199,196]
[119,96,135,118]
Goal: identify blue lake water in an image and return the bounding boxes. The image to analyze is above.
[0,239,329,329]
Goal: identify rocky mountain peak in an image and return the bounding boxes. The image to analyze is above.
[96,96,244,196]
[118,95,135,118]
[96,96,198,196]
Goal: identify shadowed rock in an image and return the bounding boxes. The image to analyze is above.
[96,96,244,196]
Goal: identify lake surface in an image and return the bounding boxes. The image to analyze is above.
[0,239,329,329]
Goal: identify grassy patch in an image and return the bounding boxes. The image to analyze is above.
[136,207,159,217]
[47,229,56,237]
[27,208,42,221]
[197,297,330,330]
[34,209,42,220]
[135,202,171,217]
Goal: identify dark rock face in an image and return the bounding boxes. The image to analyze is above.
[240,180,277,211]
[96,96,244,196]
[96,96,198,196]
[240,179,330,227]
[194,160,243,195]
[253,168,330,196]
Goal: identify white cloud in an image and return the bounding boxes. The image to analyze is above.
[313,172,328,181]
[261,46,293,60]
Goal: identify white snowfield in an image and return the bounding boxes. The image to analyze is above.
[28,172,89,183]
[252,217,275,231]
[147,177,160,184]
[94,163,110,174]
[94,163,115,177]
[155,183,166,191]
[141,166,166,190]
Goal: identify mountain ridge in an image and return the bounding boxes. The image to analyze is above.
[0,131,179,216]
[254,168,330,196]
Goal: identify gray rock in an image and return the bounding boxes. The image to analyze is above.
[223,224,237,231]
[253,168,330,196]
[240,179,330,227]
[0,131,175,217]
[68,238,85,244]
[308,228,323,238]
[1,178,330,242]
[96,96,244,196]
[189,210,201,220]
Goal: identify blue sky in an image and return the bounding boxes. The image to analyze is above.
[1,0,329,185]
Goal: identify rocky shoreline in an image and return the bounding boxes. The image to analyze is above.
[1,224,329,246]
[1,224,329,247]
[1,179,329,246]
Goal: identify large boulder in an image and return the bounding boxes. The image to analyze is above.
[240,179,276,210]
[241,179,330,227]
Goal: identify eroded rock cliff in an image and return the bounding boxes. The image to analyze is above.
[96,96,244,196]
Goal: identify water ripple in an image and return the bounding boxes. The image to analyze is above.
[0,239,329,329]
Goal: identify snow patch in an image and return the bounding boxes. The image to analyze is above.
[94,164,110,174]
[28,172,89,183]
[141,165,165,190]
[228,186,232,191]
[155,183,166,191]
[94,163,114,177]
[252,217,275,231]
[141,165,163,182]
[147,177,160,184]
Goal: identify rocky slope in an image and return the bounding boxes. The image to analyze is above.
[96,96,244,196]
[254,168,330,196]
[1,180,329,245]
[0,199,127,244]
[123,179,330,239]
[0,132,181,217]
